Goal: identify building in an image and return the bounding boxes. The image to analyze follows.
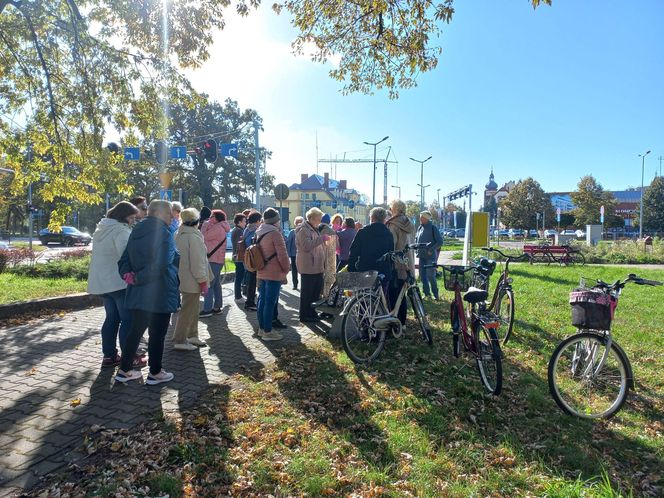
[280,173,370,227]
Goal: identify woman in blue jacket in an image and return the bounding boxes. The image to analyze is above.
[115,200,180,385]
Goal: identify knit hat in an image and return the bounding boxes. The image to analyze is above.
[321,213,331,224]
[180,207,200,225]
[420,210,432,221]
[263,207,280,225]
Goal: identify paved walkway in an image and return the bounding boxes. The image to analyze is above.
[0,283,331,497]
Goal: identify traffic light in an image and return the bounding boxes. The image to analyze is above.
[106,142,120,154]
[155,140,168,165]
[203,139,217,163]
[26,203,36,214]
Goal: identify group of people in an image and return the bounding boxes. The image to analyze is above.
[86,195,443,386]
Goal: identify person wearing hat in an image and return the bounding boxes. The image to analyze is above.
[415,210,443,300]
[254,207,290,340]
[173,208,213,350]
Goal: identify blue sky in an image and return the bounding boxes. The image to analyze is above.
[186,0,664,206]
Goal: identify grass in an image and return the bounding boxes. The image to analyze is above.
[5,241,48,251]
[0,273,87,303]
[28,264,664,497]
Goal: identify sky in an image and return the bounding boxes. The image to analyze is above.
[184,0,664,207]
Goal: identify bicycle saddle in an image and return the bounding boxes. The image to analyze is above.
[463,287,489,304]
[477,257,496,276]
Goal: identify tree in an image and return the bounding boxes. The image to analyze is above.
[405,200,421,220]
[499,177,554,229]
[642,176,664,233]
[570,175,617,227]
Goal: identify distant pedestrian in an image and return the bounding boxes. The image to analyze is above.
[129,197,148,221]
[115,199,179,384]
[286,216,303,290]
[296,207,327,322]
[242,211,262,312]
[200,209,231,317]
[87,201,142,368]
[173,208,212,351]
[415,210,443,300]
[169,201,183,233]
[336,217,356,271]
[231,213,247,302]
[254,208,290,340]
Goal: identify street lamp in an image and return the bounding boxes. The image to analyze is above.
[417,183,431,210]
[410,155,432,210]
[639,150,651,239]
[391,184,401,199]
[364,136,389,205]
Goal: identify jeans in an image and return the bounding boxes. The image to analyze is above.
[101,289,131,358]
[120,310,171,375]
[290,256,299,289]
[234,261,246,299]
[257,279,282,332]
[420,257,439,299]
[203,262,223,311]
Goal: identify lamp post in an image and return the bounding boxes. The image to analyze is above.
[436,188,441,228]
[391,184,401,199]
[639,150,651,239]
[410,156,432,211]
[364,136,389,206]
[417,183,430,210]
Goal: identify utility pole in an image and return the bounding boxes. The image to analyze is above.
[383,146,392,206]
[659,156,663,177]
[363,136,389,206]
[409,156,432,211]
[639,150,651,239]
[254,120,261,212]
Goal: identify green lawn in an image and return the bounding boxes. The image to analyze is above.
[0,273,87,304]
[27,264,664,497]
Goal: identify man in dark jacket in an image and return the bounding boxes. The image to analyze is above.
[415,210,443,299]
[348,207,394,280]
[116,200,180,385]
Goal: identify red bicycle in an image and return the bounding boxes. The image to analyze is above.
[433,264,504,395]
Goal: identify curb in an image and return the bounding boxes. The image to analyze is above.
[0,293,103,320]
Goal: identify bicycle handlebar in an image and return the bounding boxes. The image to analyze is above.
[377,242,432,262]
[590,274,663,291]
[481,247,530,262]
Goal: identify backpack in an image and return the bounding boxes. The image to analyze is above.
[244,233,276,272]
[235,234,247,263]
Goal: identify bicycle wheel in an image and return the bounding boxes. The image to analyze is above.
[450,302,461,358]
[409,287,433,346]
[495,288,515,346]
[568,252,586,266]
[340,292,387,364]
[548,332,629,419]
[475,325,503,395]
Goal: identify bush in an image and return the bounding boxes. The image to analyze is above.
[579,238,664,264]
[9,254,91,280]
[0,247,38,273]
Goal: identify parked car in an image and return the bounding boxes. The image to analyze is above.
[509,228,525,238]
[39,226,91,246]
[443,229,457,237]
[528,229,539,238]
[575,229,586,239]
[559,229,576,236]
[0,241,9,250]
[544,229,557,238]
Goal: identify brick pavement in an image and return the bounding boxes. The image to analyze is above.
[0,282,334,497]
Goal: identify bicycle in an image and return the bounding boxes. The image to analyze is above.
[548,273,662,419]
[433,264,504,395]
[474,247,530,346]
[338,243,433,364]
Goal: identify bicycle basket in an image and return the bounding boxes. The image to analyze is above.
[569,289,612,330]
[335,271,379,291]
[442,266,474,292]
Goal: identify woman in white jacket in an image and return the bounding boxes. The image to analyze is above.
[87,201,139,367]
[173,208,212,350]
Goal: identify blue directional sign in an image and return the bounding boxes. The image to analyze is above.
[170,146,187,159]
[312,200,322,208]
[348,200,355,209]
[331,200,338,209]
[160,189,172,201]
[221,143,238,158]
[124,147,140,161]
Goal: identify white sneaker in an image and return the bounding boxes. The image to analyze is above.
[146,369,174,385]
[253,328,264,337]
[115,369,142,383]
[234,297,244,303]
[174,342,198,351]
[187,337,207,347]
[261,331,283,341]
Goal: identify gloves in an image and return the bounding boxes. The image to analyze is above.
[321,234,330,243]
[199,282,209,295]
[122,272,136,286]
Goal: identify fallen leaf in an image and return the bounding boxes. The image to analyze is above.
[70,398,81,407]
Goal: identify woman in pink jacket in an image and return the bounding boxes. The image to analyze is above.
[255,207,290,341]
[200,209,231,317]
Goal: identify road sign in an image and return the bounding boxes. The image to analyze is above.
[124,147,140,161]
[274,183,290,201]
[331,200,338,210]
[160,189,172,201]
[170,146,187,159]
[348,200,355,209]
[221,143,238,158]
[312,200,322,208]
